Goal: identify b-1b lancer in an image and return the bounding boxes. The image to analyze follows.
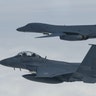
[1,45,96,84]
[17,23,96,41]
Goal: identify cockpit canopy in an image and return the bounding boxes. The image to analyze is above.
[17,51,41,58]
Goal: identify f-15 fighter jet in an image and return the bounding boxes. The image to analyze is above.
[17,23,96,41]
[1,45,96,84]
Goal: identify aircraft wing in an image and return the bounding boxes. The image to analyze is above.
[35,32,64,38]
[35,66,75,78]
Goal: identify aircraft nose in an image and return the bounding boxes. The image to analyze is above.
[16,27,26,32]
[0,59,8,66]
[0,58,13,67]
[16,28,22,31]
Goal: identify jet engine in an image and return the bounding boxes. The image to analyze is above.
[60,32,88,41]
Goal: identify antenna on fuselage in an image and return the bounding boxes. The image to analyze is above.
[45,56,47,59]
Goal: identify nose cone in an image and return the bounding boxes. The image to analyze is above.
[16,26,28,32]
[16,27,23,32]
[0,57,15,67]
[0,59,9,66]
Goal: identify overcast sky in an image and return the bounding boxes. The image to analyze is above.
[0,0,96,96]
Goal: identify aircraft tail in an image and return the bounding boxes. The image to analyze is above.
[77,44,96,74]
[70,45,96,83]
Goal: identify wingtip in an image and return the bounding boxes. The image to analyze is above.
[35,36,39,38]
[89,44,96,46]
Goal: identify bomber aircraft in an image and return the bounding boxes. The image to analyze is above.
[17,23,96,41]
[0,45,96,84]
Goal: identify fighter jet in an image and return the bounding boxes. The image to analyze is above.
[17,23,96,41]
[0,45,96,84]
